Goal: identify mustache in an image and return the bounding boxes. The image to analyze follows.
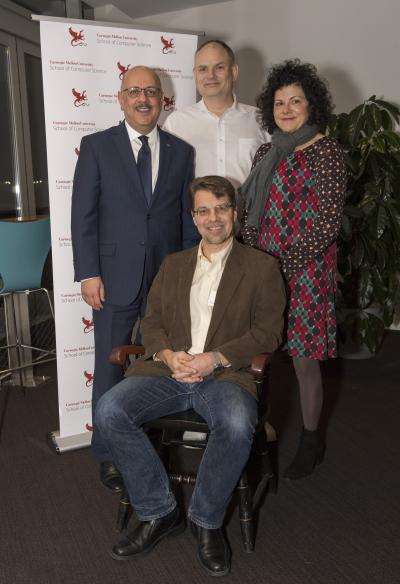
[204,221,224,228]
[134,101,152,109]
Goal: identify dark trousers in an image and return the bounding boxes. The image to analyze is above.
[91,290,147,462]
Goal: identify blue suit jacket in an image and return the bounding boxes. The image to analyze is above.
[71,122,199,306]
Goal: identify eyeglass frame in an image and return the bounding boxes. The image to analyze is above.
[120,86,162,99]
[192,203,235,218]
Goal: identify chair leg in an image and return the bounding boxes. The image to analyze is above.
[237,471,255,553]
[6,294,24,387]
[268,469,278,495]
[116,489,132,533]
[41,288,55,320]
[10,289,56,371]
[252,424,279,502]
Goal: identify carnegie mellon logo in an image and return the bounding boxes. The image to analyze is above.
[163,95,175,111]
[85,423,93,432]
[75,146,80,156]
[72,88,89,107]
[68,27,86,47]
[161,35,175,54]
[82,316,94,333]
[84,370,94,387]
[117,61,130,80]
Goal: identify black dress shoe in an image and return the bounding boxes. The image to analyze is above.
[190,521,231,577]
[111,506,185,560]
[99,461,124,493]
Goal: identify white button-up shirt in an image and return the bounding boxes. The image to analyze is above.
[188,238,233,355]
[163,96,269,189]
[125,120,160,191]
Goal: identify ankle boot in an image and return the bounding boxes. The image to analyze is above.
[283,429,325,480]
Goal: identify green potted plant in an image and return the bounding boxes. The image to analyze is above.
[330,96,400,354]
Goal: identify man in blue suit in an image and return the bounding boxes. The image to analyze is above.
[71,66,199,491]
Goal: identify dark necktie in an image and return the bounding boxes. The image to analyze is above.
[137,135,152,204]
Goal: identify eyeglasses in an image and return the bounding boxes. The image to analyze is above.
[121,86,161,99]
[192,203,234,218]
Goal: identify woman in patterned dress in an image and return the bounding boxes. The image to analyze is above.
[241,60,347,479]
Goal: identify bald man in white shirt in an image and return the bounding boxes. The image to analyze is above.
[163,40,269,191]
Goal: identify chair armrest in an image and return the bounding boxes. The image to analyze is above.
[249,353,272,381]
[109,344,145,366]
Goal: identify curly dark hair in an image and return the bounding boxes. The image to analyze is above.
[256,59,333,134]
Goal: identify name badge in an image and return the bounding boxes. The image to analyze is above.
[208,290,217,307]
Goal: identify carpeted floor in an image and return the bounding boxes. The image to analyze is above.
[0,332,399,584]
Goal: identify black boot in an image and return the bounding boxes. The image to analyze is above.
[190,521,231,577]
[283,429,325,480]
[111,506,185,560]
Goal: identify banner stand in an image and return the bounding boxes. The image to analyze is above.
[32,14,204,38]
[48,430,92,454]
[36,15,198,452]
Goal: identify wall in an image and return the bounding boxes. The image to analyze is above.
[95,0,400,114]
[95,0,400,329]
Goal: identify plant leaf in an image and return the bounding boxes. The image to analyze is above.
[370,266,387,303]
[375,99,400,123]
[371,134,386,153]
[351,236,364,269]
[363,311,385,352]
[382,131,400,149]
[376,205,388,238]
[344,205,364,218]
[346,104,365,145]
[386,201,400,244]
[380,109,393,131]
[370,103,383,130]
[364,107,376,136]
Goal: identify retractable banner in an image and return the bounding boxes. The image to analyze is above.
[38,17,198,451]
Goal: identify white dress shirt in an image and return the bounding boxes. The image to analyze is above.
[163,96,270,189]
[188,238,233,355]
[125,120,160,191]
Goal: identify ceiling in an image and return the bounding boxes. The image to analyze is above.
[86,0,230,20]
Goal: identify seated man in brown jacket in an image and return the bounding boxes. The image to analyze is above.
[96,175,286,577]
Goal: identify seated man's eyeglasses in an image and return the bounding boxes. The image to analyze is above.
[192,203,234,219]
[121,86,161,98]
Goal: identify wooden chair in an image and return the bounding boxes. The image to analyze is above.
[109,344,277,553]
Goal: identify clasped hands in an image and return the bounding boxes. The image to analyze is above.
[157,349,226,383]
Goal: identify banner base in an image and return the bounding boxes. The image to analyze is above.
[48,430,92,454]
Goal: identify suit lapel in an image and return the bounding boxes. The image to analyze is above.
[151,128,171,206]
[177,247,198,343]
[111,122,148,206]
[204,241,245,349]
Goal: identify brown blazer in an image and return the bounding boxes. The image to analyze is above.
[126,239,286,399]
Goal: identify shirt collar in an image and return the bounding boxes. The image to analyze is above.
[198,237,234,264]
[125,120,158,147]
[196,94,238,115]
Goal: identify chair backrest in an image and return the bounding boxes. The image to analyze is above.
[0,217,51,293]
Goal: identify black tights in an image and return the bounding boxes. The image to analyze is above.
[292,356,323,432]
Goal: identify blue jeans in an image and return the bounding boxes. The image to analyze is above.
[96,375,258,529]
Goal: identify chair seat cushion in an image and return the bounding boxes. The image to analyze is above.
[143,409,209,433]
